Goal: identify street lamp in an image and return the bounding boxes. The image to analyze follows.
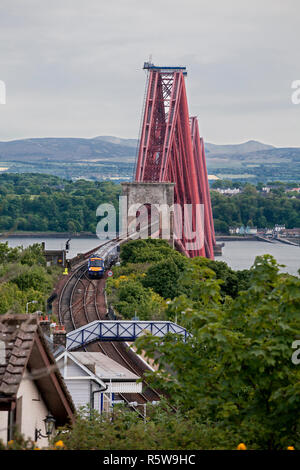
[26,300,38,314]
[35,413,56,441]
[128,401,159,424]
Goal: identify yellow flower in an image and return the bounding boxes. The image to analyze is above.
[287,446,295,450]
[7,440,14,445]
[54,440,65,448]
[237,443,247,450]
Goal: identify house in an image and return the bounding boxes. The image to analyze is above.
[215,188,241,195]
[262,186,271,193]
[37,317,144,414]
[287,187,300,194]
[55,350,143,414]
[0,315,75,447]
[247,227,258,235]
[274,224,285,233]
[281,228,300,238]
[229,225,257,235]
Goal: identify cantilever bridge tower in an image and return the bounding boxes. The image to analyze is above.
[134,62,216,259]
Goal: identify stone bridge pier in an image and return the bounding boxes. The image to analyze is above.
[120,182,175,247]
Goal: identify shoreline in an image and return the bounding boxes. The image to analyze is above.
[0,231,98,239]
[216,235,264,242]
[216,235,254,241]
[1,232,263,242]
[1,232,298,246]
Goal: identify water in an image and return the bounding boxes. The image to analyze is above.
[1,237,299,276]
[219,240,300,276]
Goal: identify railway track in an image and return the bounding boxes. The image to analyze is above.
[54,250,161,412]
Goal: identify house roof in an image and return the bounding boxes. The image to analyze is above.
[0,315,36,396]
[56,350,107,389]
[63,351,140,382]
[0,314,75,425]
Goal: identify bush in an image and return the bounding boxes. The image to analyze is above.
[120,239,181,265]
[0,243,61,315]
[55,404,238,450]
[142,259,182,299]
[136,255,300,450]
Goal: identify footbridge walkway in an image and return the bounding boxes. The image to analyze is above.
[66,320,189,350]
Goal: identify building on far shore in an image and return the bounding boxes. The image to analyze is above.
[286,187,300,194]
[280,228,300,238]
[262,186,271,193]
[274,224,285,233]
[229,225,257,235]
[213,188,241,195]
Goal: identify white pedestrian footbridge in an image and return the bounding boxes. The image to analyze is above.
[66,320,189,350]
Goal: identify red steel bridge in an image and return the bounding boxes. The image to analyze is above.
[134,62,215,259]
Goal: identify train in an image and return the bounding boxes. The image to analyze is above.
[87,245,120,279]
[87,253,105,279]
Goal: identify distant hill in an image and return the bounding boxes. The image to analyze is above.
[0,136,280,163]
[205,140,275,156]
[93,136,137,148]
[0,136,299,183]
[0,137,137,162]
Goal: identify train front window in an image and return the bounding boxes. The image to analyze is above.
[90,259,103,267]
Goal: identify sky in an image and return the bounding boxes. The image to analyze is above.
[0,0,299,146]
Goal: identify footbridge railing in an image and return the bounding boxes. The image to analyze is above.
[66,320,189,350]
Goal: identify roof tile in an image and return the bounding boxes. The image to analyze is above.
[0,315,37,395]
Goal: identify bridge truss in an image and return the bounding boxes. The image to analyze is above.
[66,320,189,350]
[134,62,215,259]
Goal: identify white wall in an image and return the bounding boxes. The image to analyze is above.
[16,369,51,448]
[0,369,52,447]
[65,379,90,410]
[0,411,8,444]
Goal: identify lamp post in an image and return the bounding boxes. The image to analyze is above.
[128,401,159,425]
[26,300,38,314]
[35,413,56,442]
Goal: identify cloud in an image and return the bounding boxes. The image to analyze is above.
[0,0,299,146]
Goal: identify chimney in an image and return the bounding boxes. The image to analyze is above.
[39,316,51,337]
[53,325,67,349]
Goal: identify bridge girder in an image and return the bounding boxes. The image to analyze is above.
[134,65,215,259]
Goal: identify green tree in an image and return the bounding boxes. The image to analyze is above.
[54,404,236,450]
[0,242,61,315]
[112,278,166,320]
[135,255,300,449]
[11,265,51,292]
[142,259,182,299]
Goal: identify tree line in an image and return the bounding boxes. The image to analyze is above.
[0,173,299,234]
[0,173,120,233]
[211,183,300,233]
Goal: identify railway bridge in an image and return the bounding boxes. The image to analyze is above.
[53,62,215,411]
[132,62,216,259]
